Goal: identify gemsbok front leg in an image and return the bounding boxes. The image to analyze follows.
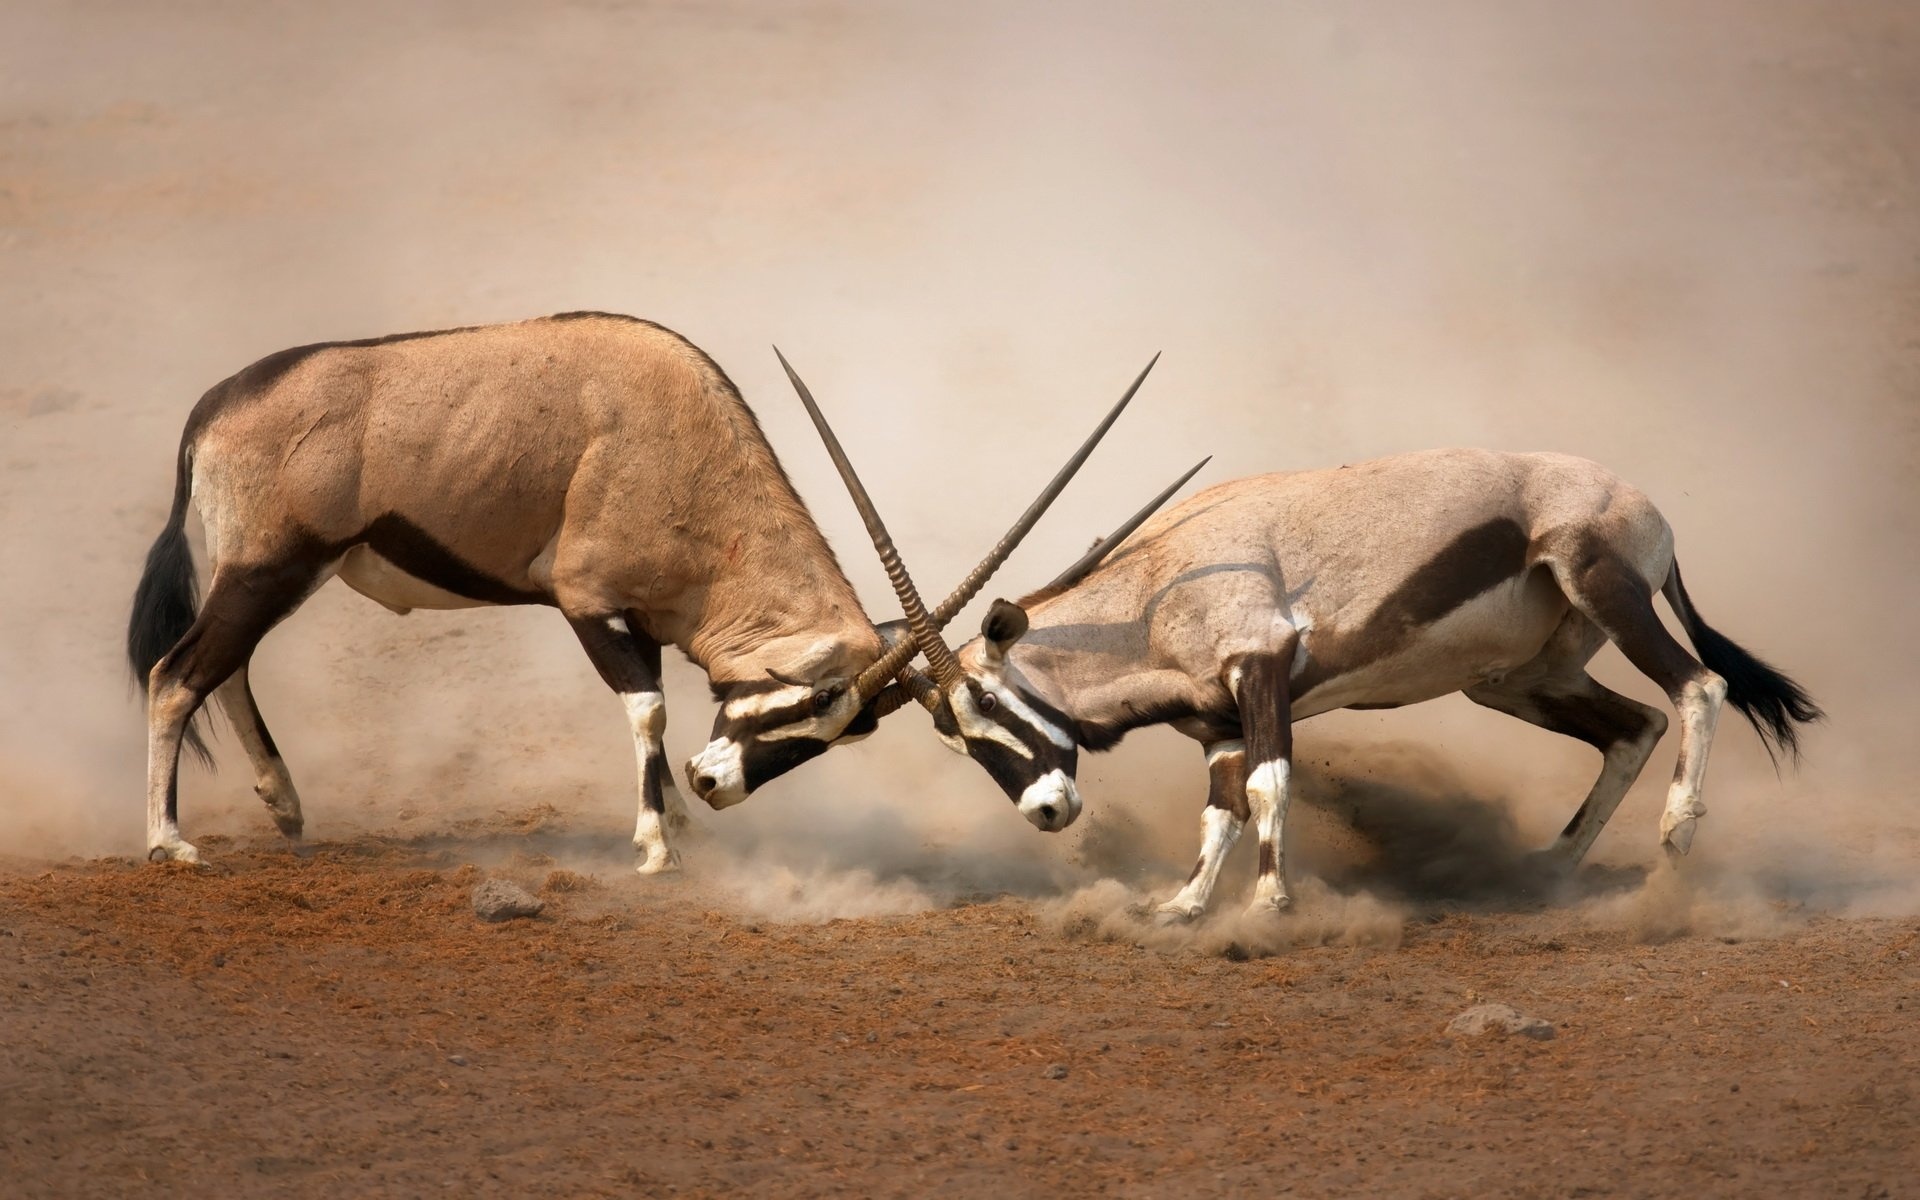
[1235,643,1298,915]
[567,613,685,874]
[1156,739,1249,922]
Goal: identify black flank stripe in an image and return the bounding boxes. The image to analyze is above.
[359,514,547,606]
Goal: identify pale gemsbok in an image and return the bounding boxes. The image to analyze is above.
[127,313,1152,869]
[800,440,1823,920]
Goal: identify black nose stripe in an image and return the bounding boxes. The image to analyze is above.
[740,736,831,793]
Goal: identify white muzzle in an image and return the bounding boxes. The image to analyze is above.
[1017,769,1081,832]
[686,738,748,809]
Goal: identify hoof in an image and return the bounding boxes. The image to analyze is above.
[148,842,201,865]
[271,815,305,841]
[1243,893,1293,919]
[1153,901,1204,925]
[634,846,683,876]
[1660,814,1699,858]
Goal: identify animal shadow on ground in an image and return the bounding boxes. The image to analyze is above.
[1292,742,1646,913]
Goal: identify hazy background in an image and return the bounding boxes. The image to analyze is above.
[2,1,1914,918]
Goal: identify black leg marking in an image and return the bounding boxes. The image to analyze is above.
[569,615,662,696]
[1205,742,1250,822]
[1234,649,1296,908]
[568,614,671,815]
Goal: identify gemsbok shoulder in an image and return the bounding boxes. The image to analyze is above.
[804,442,1823,919]
[127,312,1150,870]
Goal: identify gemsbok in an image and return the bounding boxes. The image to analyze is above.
[798,437,1823,920]
[126,312,1152,870]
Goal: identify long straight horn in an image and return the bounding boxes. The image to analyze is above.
[774,348,963,695]
[928,354,1160,627]
[1037,455,1210,595]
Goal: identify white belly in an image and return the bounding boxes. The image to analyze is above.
[337,546,491,614]
[1296,575,1568,716]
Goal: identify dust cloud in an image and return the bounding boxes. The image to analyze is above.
[2,2,1914,930]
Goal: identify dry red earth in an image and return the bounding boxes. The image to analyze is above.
[2,823,1913,1199]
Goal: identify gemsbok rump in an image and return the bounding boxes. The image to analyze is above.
[805,443,1823,919]
[126,313,1150,870]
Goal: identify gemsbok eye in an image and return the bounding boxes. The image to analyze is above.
[979,692,998,713]
[812,689,835,714]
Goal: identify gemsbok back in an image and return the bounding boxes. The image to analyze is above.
[803,443,1823,919]
[127,312,1151,869]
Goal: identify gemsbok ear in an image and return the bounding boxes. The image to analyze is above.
[980,599,1030,666]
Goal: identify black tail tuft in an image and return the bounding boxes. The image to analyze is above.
[127,443,212,766]
[1664,562,1823,766]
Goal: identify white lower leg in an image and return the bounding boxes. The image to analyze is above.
[623,690,681,873]
[1158,806,1245,920]
[145,683,199,863]
[1246,758,1293,912]
[1661,674,1726,857]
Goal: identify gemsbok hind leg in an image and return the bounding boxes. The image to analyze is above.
[213,665,305,841]
[1156,739,1249,922]
[1546,547,1726,863]
[566,612,685,874]
[146,561,326,862]
[1463,611,1668,868]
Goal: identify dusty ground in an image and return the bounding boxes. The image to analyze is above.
[2,820,1914,1199]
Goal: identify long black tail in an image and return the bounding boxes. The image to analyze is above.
[127,439,212,765]
[1663,560,1823,764]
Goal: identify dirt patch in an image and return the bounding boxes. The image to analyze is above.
[2,826,1913,1198]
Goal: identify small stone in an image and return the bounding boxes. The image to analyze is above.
[447,1054,469,1067]
[1445,1003,1555,1041]
[1043,1063,1069,1080]
[471,879,545,922]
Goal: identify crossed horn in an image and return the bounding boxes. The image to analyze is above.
[776,349,1182,714]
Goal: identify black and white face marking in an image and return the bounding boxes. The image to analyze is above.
[940,600,1084,832]
[686,675,870,808]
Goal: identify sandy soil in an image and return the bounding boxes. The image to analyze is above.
[2,819,1915,1199]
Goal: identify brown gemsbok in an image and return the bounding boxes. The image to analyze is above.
[796,437,1823,920]
[127,313,1154,869]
